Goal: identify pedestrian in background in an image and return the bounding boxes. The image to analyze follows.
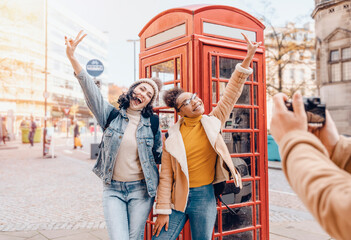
[28,116,37,147]
[65,30,163,240]
[1,117,7,145]
[73,120,82,149]
[271,92,351,240]
[152,34,260,240]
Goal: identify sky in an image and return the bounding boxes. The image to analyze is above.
[54,0,315,87]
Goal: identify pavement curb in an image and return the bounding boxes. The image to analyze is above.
[268,160,283,170]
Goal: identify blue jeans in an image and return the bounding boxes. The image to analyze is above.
[153,184,217,240]
[103,179,154,240]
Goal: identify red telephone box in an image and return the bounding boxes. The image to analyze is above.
[139,5,267,240]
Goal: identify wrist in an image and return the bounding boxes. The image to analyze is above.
[68,56,77,62]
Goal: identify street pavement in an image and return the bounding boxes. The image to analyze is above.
[0,134,333,240]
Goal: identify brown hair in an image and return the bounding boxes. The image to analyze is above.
[163,87,184,111]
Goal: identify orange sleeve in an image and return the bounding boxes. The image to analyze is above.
[155,146,174,215]
[330,135,351,173]
[279,130,351,240]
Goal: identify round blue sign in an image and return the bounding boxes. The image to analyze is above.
[86,59,104,77]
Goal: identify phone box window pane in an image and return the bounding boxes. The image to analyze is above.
[176,58,181,80]
[159,112,174,130]
[253,62,258,82]
[224,108,251,129]
[232,157,252,178]
[236,84,251,105]
[222,231,254,240]
[212,56,217,78]
[217,205,253,231]
[254,85,258,105]
[255,180,260,201]
[212,82,217,103]
[151,59,175,82]
[255,156,260,177]
[223,132,251,153]
[157,84,174,107]
[203,21,257,42]
[256,205,261,225]
[219,57,241,79]
[146,23,186,48]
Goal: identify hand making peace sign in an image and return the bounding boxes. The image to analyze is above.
[65,30,87,60]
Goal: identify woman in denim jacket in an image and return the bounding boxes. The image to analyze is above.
[65,31,163,240]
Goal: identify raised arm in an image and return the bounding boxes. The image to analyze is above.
[210,34,261,126]
[65,31,114,128]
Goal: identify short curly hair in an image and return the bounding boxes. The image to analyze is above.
[163,87,185,111]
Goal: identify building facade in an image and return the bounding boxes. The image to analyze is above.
[265,22,317,128]
[0,0,109,137]
[312,0,351,135]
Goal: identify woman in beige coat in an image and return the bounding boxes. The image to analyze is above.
[152,34,261,240]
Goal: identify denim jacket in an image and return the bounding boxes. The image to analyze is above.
[75,70,162,197]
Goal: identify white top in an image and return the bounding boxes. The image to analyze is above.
[112,108,144,181]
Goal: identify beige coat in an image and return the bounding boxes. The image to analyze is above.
[155,63,252,215]
[279,131,351,240]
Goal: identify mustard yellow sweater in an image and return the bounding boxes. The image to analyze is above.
[180,115,217,188]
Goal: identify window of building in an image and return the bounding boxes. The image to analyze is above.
[299,69,305,81]
[343,61,351,81]
[289,69,295,79]
[330,50,339,61]
[329,47,351,83]
[342,47,351,60]
[331,63,341,82]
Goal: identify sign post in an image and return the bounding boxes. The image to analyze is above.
[86,59,104,159]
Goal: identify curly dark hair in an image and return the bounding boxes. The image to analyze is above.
[163,87,184,111]
[117,85,153,118]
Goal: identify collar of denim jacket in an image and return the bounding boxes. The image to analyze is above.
[119,108,128,118]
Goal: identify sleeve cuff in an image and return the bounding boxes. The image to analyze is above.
[236,63,253,75]
[154,208,172,215]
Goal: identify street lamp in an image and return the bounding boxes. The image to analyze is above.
[43,0,48,157]
[127,39,140,82]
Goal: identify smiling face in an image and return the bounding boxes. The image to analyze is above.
[176,92,204,118]
[129,83,155,111]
